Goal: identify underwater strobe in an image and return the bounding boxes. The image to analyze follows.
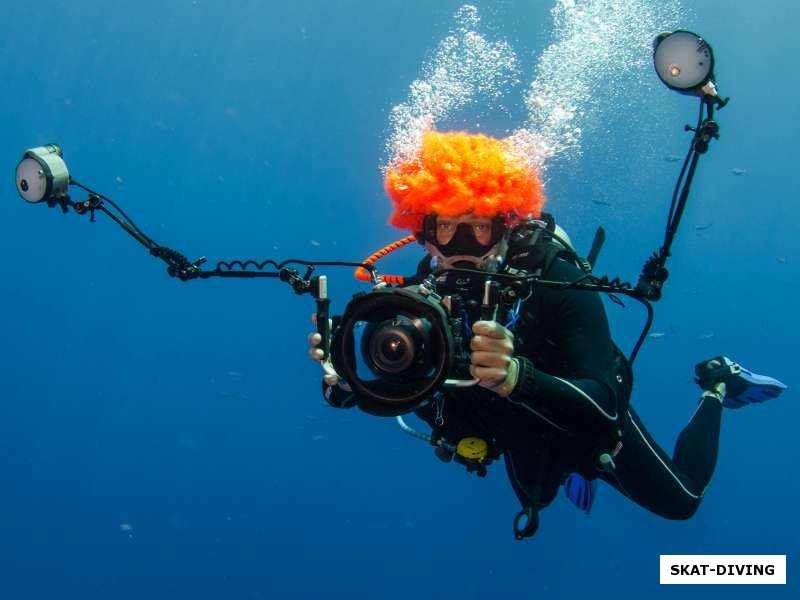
[636,30,730,302]
[652,30,728,107]
[15,145,70,205]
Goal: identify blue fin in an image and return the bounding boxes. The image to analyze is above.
[695,356,788,409]
[563,473,596,514]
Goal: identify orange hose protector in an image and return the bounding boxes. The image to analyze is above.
[355,235,418,285]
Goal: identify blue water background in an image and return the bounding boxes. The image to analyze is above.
[1,1,797,598]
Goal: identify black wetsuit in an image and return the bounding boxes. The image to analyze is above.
[323,254,723,524]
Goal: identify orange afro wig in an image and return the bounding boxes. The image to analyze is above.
[384,130,546,232]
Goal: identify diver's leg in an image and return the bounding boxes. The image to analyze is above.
[599,399,722,520]
[669,356,788,488]
[599,358,786,519]
[671,387,724,488]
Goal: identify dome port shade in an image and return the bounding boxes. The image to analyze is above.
[653,31,714,92]
[330,288,453,414]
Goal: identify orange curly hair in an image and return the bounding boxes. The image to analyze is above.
[385,130,546,232]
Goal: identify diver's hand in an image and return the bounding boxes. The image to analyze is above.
[470,320,519,397]
[308,314,350,390]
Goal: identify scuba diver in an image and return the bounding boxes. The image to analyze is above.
[307,130,787,538]
[10,30,787,542]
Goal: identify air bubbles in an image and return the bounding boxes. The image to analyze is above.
[524,0,681,163]
[454,4,479,30]
[385,1,682,177]
[386,5,520,169]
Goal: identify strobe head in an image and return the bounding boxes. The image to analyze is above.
[653,31,717,96]
[15,144,70,203]
[330,287,454,417]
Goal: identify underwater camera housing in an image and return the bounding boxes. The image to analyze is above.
[330,226,540,417]
[329,266,523,417]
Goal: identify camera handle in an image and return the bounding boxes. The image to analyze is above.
[442,378,479,388]
[480,278,500,321]
[442,279,502,388]
[313,275,331,361]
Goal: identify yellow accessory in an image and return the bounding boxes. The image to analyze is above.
[456,437,489,463]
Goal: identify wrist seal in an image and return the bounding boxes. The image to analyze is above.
[508,355,537,401]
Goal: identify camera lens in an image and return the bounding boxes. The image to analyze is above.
[20,179,29,192]
[365,315,434,378]
[370,323,415,374]
[381,336,407,362]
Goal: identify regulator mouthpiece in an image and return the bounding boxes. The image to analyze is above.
[15,144,70,203]
[653,31,716,96]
